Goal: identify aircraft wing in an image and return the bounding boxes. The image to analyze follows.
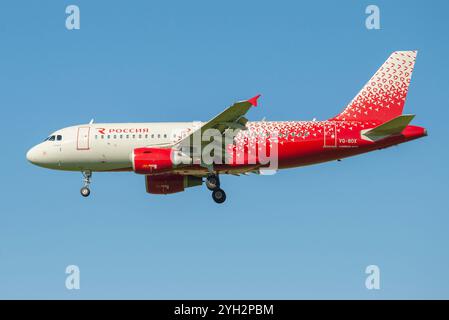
[173,95,261,155]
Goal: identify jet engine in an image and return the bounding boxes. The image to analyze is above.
[145,174,202,194]
[132,147,192,174]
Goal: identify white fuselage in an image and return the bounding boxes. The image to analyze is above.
[26,122,202,171]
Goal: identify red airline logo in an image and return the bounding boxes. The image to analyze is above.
[96,128,149,134]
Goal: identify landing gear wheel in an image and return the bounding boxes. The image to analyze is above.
[206,175,220,191]
[212,188,226,204]
[81,170,92,198]
[80,187,91,197]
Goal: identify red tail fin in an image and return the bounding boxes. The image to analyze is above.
[330,51,417,123]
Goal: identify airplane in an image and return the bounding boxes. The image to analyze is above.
[26,51,427,203]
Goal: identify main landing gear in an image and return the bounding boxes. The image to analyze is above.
[207,174,226,204]
[80,170,92,197]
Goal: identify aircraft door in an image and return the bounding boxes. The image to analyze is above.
[77,127,90,150]
[323,123,337,148]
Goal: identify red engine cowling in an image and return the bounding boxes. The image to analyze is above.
[145,174,203,194]
[133,147,174,174]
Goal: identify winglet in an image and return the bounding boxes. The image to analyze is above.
[247,94,261,107]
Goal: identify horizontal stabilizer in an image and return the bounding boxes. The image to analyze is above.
[361,114,415,141]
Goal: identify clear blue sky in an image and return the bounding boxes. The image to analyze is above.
[0,0,448,299]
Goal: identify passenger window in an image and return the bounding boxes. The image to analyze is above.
[151,134,154,139]
[164,134,167,138]
[139,134,142,139]
[157,134,161,138]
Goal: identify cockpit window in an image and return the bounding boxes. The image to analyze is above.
[44,135,61,141]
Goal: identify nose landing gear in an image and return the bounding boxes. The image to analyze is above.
[80,171,92,197]
[207,174,226,204]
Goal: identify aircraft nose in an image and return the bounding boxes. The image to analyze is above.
[26,146,39,164]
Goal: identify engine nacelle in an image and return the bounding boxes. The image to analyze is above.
[132,147,192,174]
[145,174,203,194]
[132,147,173,174]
